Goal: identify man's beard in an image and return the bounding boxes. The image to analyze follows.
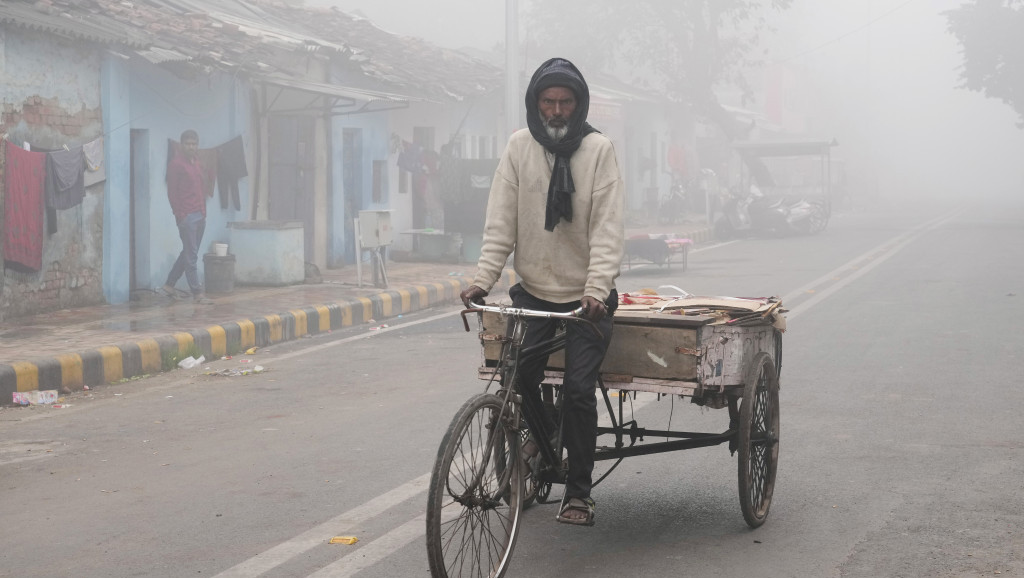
[542,116,568,142]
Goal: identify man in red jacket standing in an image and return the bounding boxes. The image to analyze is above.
[162,129,212,304]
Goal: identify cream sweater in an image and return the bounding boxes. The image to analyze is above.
[472,128,624,303]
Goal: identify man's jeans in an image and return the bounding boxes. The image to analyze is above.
[509,283,617,501]
[165,211,206,295]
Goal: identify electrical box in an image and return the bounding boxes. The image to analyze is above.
[359,210,393,248]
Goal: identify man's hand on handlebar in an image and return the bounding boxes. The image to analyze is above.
[580,295,607,323]
[460,285,489,308]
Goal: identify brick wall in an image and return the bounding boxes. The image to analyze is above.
[5,98,96,136]
[1,94,106,322]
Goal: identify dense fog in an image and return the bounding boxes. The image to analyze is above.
[317,0,1024,204]
[772,0,1024,203]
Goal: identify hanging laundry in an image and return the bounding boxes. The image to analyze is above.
[82,136,105,187]
[46,146,85,208]
[3,142,47,272]
[197,148,218,199]
[44,146,86,235]
[216,135,247,210]
[397,141,424,173]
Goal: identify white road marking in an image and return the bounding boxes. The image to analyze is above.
[259,310,462,365]
[784,209,961,321]
[308,515,427,578]
[211,473,431,578]
[228,213,960,576]
[621,239,739,273]
[0,440,62,466]
[691,239,741,253]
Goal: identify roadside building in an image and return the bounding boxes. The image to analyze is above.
[2,0,724,323]
[0,0,502,321]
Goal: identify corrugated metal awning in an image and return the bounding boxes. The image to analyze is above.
[136,46,192,65]
[0,3,147,47]
[590,85,659,104]
[256,76,413,116]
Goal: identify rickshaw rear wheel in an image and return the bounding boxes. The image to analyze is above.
[737,352,780,528]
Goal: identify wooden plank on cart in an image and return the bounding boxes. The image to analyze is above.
[478,302,781,386]
[519,371,700,397]
[480,309,713,381]
[603,377,699,397]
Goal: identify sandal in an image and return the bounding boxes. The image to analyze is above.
[556,496,595,526]
[160,284,181,300]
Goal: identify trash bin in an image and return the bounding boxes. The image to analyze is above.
[203,253,235,293]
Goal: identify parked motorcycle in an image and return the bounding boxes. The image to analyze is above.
[714,185,829,238]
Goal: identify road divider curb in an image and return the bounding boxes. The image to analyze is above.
[0,269,519,399]
[0,220,712,399]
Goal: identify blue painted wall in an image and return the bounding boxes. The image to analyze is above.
[0,28,102,112]
[330,103,391,266]
[125,63,251,291]
[101,55,132,304]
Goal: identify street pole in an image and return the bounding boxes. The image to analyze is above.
[505,0,520,138]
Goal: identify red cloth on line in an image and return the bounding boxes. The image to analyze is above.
[3,142,47,272]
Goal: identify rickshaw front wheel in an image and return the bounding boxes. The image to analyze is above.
[426,393,523,578]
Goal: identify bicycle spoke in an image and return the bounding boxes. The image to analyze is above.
[429,393,522,578]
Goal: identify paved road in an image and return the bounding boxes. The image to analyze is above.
[1,200,1022,578]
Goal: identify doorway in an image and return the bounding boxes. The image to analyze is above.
[129,129,149,292]
[268,116,316,263]
[342,127,363,264]
[412,126,435,229]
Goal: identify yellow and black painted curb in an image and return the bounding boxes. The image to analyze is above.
[0,272,518,399]
[0,225,713,399]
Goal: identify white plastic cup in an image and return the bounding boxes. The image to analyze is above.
[214,243,228,257]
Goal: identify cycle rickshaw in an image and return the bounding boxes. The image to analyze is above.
[426,292,785,578]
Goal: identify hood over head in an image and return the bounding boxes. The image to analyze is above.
[523,58,599,231]
[525,57,595,155]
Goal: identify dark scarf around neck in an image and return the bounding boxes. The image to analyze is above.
[525,58,598,231]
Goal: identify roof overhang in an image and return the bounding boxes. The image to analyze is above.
[256,76,412,116]
[590,85,660,104]
[0,3,147,48]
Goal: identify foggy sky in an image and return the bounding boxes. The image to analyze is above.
[771,0,1024,201]
[314,0,1024,201]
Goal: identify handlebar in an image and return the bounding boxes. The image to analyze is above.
[460,303,587,333]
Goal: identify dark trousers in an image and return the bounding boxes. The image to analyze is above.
[165,211,206,295]
[509,283,616,501]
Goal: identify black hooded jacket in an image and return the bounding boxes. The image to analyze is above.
[524,58,598,231]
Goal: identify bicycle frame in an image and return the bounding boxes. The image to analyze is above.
[462,304,591,483]
[461,303,748,486]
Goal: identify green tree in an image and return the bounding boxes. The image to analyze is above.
[524,0,792,141]
[947,1,1024,126]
